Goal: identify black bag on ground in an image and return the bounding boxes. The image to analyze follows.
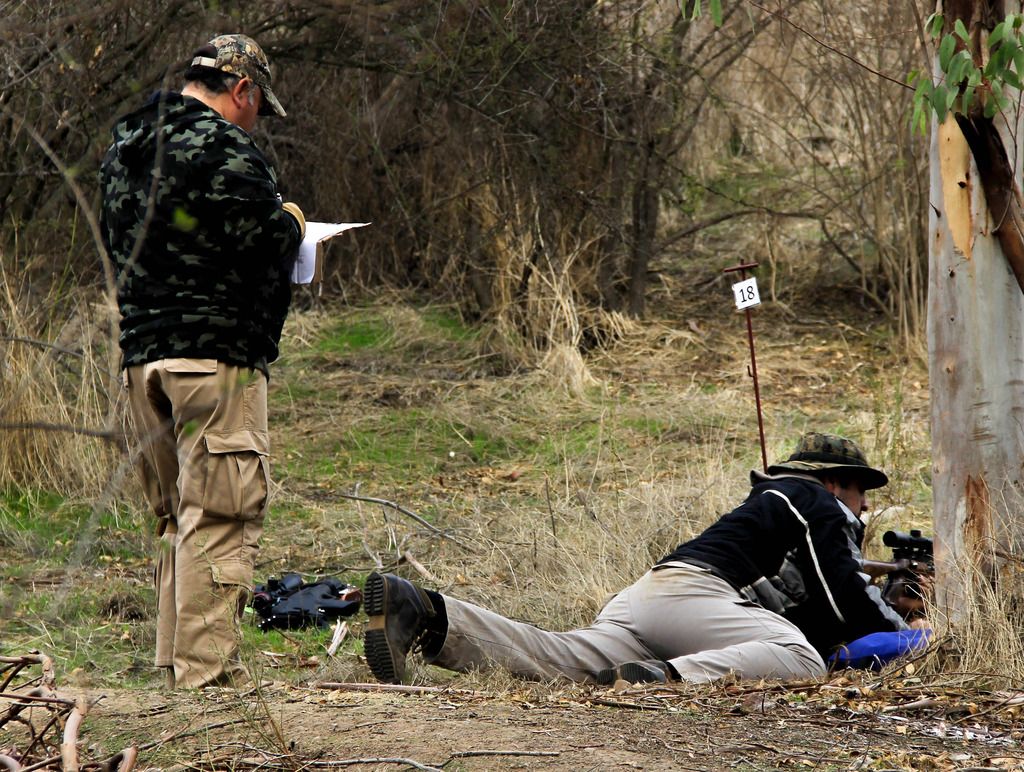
[252,573,362,632]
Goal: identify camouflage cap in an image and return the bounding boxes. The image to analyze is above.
[190,34,285,117]
[766,432,889,490]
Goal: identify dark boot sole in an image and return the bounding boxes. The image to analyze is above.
[597,661,668,685]
[618,661,667,684]
[363,572,401,683]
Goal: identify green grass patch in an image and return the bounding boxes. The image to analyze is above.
[620,416,674,438]
[280,409,542,482]
[532,421,605,464]
[2,576,158,688]
[269,379,319,405]
[316,316,392,354]
[0,488,144,562]
[276,393,664,488]
[421,308,478,341]
[336,413,470,475]
[0,488,78,556]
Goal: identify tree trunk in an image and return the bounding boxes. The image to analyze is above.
[627,142,662,317]
[928,84,1024,618]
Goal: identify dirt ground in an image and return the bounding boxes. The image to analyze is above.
[65,675,1023,771]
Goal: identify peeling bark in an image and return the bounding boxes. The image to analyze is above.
[964,474,995,575]
[937,119,974,260]
[955,113,1024,294]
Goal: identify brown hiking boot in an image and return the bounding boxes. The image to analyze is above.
[363,572,437,683]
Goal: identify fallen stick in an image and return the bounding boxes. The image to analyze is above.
[882,697,943,712]
[60,699,87,772]
[112,746,139,772]
[0,654,56,694]
[15,706,66,765]
[134,718,250,752]
[326,621,349,657]
[587,697,666,711]
[400,551,438,584]
[448,750,560,759]
[313,682,477,696]
[302,758,441,772]
[336,493,470,549]
[0,689,71,734]
[16,755,63,772]
[0,692,73,706]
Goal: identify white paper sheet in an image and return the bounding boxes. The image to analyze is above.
[292,222,370,284]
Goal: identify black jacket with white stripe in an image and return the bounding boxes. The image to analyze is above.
[657,472,907,657]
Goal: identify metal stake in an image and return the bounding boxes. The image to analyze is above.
[724,261,767,472]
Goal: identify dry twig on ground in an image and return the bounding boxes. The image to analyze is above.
[0,653,138,772]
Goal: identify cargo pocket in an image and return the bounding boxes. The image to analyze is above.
[202,430,270,520]
[211,558,254,595]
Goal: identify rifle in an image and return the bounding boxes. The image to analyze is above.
[861,529,933,620]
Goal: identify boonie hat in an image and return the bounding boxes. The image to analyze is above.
[766,432,889,490]
[190,34,285,117]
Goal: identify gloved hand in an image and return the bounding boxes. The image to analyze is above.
[282,201,306,238]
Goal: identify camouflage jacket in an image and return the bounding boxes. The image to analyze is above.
[100,91,301,376]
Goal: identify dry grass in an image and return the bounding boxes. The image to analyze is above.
[0,265,124,498]
[917,549,1024,686]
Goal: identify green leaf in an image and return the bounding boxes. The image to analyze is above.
[984,96,998,117]
[947,54,965,86]
[945,85,958,110]
[991,42,1012,72]
[1004,68,1023,90]
[710,0,722,26]
[931,84,949,120]
[913,103,929,135]
[963,84,975,113]
[955,19,970,41]
[914,104,929,136]
[690,0,701,20]
[954,52,978,86]
[968,67,982,87]
[939,34,956,71]
[990,21,1006,47]
[1014,48,1024,79]
[926,12,944,38]
[914,77,933,103]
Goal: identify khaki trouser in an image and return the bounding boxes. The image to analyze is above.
[430,563,826,683]
[126,359,270,689]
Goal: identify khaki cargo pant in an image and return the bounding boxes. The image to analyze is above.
[125,359,270,689]
[430,563,826,683]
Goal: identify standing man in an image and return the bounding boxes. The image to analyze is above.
[364,433,917,685]
[100,34,305,688]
